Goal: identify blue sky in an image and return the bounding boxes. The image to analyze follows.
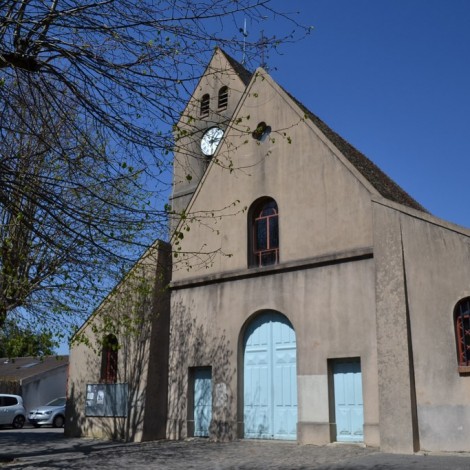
[254,0,470,227]
[57,1,469,355]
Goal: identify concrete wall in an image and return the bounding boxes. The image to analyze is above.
[168,69,381,447]
[167,256,380,447]
[172,71,374,281]
[373,203,419,454]
[373,199,470,453]
[170,48,249,225]
[397,208,470,452]
[66,242,170,442]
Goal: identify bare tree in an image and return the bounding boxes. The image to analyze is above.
[0,0,307,161]
[0,85,152,337]
[0,1,309,335]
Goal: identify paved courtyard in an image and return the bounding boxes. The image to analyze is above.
[2,428,470,469]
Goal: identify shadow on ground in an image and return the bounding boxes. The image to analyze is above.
[0,432,469,470]
[0,429,127,467]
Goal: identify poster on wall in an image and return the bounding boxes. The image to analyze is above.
[85,383,128,417]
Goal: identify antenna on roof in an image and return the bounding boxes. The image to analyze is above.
[240,18,248,65]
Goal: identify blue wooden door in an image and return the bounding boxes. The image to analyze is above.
[333,360,364,442]
[194,368,212,437]
[244,312,297,440]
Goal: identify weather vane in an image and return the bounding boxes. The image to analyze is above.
[239,20,271,70]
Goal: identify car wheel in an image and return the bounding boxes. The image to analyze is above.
[12,415,25,429]
[53,415,64,428]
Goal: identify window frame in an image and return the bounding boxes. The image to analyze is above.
[455,298,470,373]
[100,334,118,384]
[218,86,228,110]
[200,93,210,117]
[248,198,279,268]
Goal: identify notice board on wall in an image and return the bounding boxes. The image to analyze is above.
[85,383,128,417]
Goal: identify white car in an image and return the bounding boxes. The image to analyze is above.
[28,397,66,428]
[0,394,26,429]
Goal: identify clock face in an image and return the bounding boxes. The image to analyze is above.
[201,127,224,156]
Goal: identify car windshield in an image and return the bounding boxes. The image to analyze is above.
[46,397,66,407]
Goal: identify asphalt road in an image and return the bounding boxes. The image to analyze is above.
[2,427,470,469]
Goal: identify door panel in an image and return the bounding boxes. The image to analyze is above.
[333,360,364,442]
[244,312,297,440]
[244,319,272,438]
[194,368,212,437]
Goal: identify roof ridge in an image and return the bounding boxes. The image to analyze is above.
[216,47,253,86]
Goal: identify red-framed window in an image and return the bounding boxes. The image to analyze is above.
[249,198,279,267]
[200,93,210,116]
[101,334,118,383]
[456,298,470,368]
[218,86,228,110]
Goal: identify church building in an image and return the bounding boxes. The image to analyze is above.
[66,48,470,454]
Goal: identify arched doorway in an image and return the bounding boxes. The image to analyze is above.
[243,311,297,440]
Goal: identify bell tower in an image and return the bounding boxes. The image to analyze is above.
[169,48,251,232]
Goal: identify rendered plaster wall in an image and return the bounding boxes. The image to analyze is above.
[373,204,418,454]
[167,256,379,447]
[373,201,470,453]
[397,210,470,452]
[169,68,380,447]
[66,243,170,442]
[66,312,152,441]
[172,71,374,282]
[170,48,248,224]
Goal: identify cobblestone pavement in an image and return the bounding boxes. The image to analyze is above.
[2,428,470,469]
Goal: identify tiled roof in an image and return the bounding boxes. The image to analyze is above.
[219,49,426,213]
[287,91,427,212]
[0,356,68,382]
[218,48,253,86]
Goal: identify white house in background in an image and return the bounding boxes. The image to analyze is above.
[0,356,68,410]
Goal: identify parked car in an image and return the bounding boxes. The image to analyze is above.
[28,397,66,428]
[0,394,26,429]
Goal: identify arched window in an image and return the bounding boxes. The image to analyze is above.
[455,298,470,369]
[200,93,210,116]
[218,86,228,110]
[249,198,279,267]
[101,334,118,383]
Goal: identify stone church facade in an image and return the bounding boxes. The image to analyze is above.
[67,48,470,454]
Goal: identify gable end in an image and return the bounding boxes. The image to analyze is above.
[287,91,427,213]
